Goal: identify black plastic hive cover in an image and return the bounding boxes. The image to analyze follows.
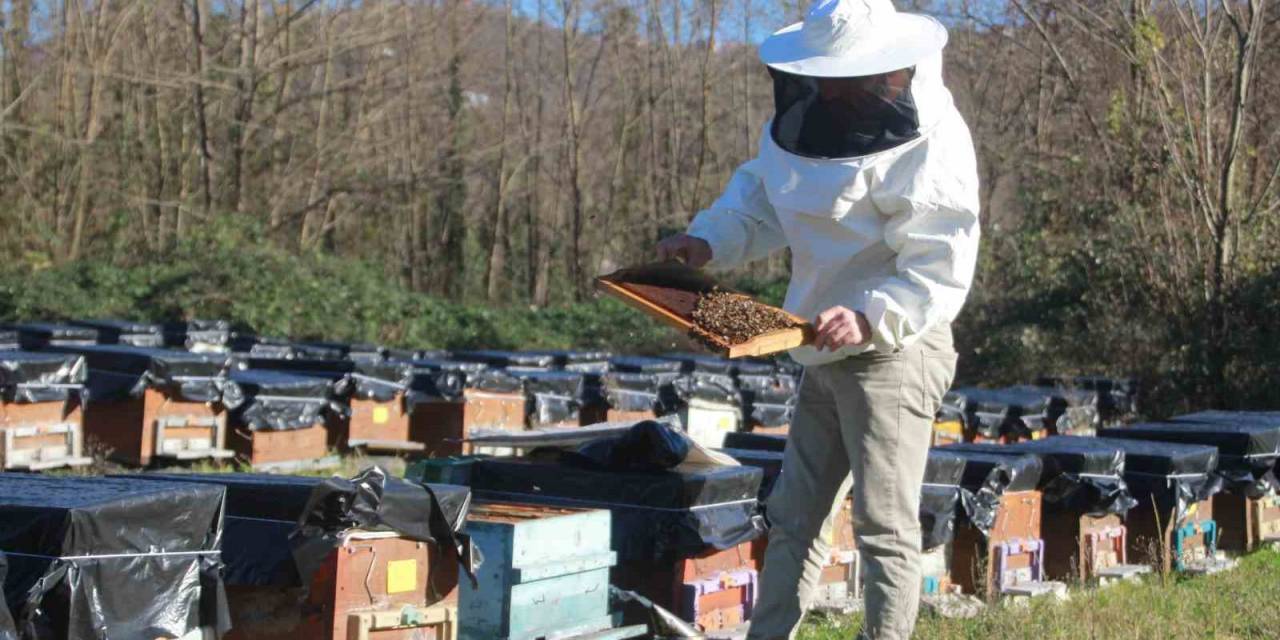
[1100,421,1277,497]
[69,319,164,346]
[46,344,231,403]
[7,323,98,350]
[921,449,967,550]
[673,372,740,405]
[0,474,228,639]
[471,456,765,561]
[602,371,681,414]
[0,551,13,640]
[720,448,785,501]
[115,468,472,595]
[225,369,334,431]
[659,352,736,375]
[1086,436,1222,523]
[959,439,1137,517]
[0,330,17,351]
[0,351,86,404]
[163,319,233,351]
[452,350,557,369]
[609,356,684,374]
[722,431,787,453]
[737,374,797,428]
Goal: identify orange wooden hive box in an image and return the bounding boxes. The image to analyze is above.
[597,261,813,359]
[128,470,471,640]
[49,345,235,467]
[0,351,93,470]
[223,369,338,471]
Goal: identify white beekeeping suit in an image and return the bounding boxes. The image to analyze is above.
[686,0,980,366]
[661,1,982,639]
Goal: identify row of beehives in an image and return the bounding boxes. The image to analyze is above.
[0,320,802,472]
[726,408,1280,606]
[2,411,1277,639]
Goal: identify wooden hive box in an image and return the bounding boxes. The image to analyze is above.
[1090,433,1229,573]
[0,351,92,470]
[612,541,760,633]
[460,501,619,640]
[596,262,813,359]
[409,366,528,458]
[123,472,470,640]
[1119,413,1280,554]
[225,369,337,472]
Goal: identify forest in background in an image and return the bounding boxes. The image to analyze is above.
[0,0,1277,415]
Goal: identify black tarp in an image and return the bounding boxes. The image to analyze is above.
[45,344,233,404]
[224,369,336,431]
[609,356,684,375]
[452,350,557,370]
[0,474,229,640]
[523,350,614,373]
[505,370,586,426]
[722,431,787,453]
[298,341,388,363]
[719,448,785,501]
[935,445,1043,538]
[937,390,967,426]
[7,323,98,350]
[921,449,967,551]
[950,440,1134,519]
[731,359,778,377]
[115,468,472,599]
[0,552,14,640]
[1086,436,1221,525]
[1000,436,1137,516]
[406,359,523,395]
[950,387,1052,440]
[402,365,467,405]
[470,457,765,562]
[737,374,796,428]
[68,320,164,348]
[162,320,233,352]
[242,356,401,403]
[1003,384,1101,436]
[1037,375,1140,420]
[673,372,740,406]
[0,351,86,405]
[0,331,17,352]
[602,371,682,415]
[1101,420,1277,497]
[658,353,735,376]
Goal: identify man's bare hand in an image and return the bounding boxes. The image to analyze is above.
[813,306,872,352]
[655,234,713,268]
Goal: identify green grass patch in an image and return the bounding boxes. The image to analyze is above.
[800,550,1280,639]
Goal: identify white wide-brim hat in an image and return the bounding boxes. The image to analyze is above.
[760,0,948,78]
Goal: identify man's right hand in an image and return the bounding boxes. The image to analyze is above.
[655,234,713,268]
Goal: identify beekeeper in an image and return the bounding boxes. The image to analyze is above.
[656,0,979,637]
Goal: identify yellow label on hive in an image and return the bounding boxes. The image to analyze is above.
[372,406,390,424]
[387,559,417,593]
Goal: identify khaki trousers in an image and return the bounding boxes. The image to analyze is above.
[746,325,957,640]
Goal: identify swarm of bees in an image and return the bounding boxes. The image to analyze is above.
[689,288,800,347]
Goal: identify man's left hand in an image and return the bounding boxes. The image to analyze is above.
[813,306,872,352]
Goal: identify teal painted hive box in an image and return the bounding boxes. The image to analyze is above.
[460,501,618,640]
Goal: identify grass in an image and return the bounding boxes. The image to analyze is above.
[799,549,1280,640]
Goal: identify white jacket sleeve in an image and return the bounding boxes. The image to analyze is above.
[686,162,788,271]
[864,134,982,352]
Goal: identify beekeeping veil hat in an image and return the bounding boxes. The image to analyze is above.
[758,0,950,159]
